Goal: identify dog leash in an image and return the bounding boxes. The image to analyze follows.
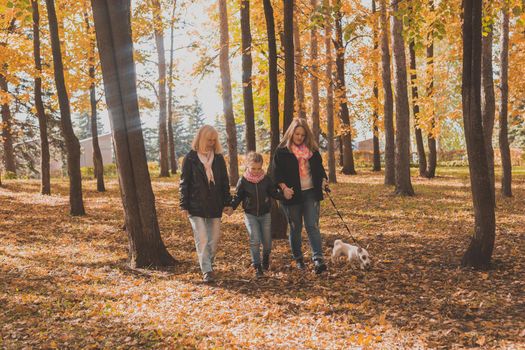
[324,187,361,246]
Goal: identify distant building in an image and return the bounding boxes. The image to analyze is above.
[79,133,114,167]
[11,133,114,178]
[357,138,374,152]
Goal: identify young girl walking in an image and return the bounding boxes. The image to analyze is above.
[231,152,283,278]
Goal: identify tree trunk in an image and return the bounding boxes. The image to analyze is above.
[481,26,495,190]
[91,0,176,268]
[151,0,169,177]
[334,0,356,175]
[32,0,51,195]
[46,0,85,215]
[293,5,306,119]
[263,0,280,157]
[0,76,16,175]
[372,0,381,172]
[310,0,320,144]
[391,0,414,196]
[380,0,395,185]
[499,5,512,197]
[409,41,427,177]
[461,0,495,269]
[240,0,256,151]
[283,0,295,132]
[167,1,178,174]
[218,0,239,184]
[338,135,343,166]
[264,0,286,240]
[84,11,105,192]
[0,19,16,176]
[325,0,336,183]
[426,26,437,178]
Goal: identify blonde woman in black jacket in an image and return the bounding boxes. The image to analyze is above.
[272,118,329,274]
[179,125,232,283]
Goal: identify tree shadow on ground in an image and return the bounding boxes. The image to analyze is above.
[1,171,524,348]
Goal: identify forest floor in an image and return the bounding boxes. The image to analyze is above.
[1,167,524,349]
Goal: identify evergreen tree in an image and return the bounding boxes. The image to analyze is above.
[213,114,246,155]
[214,114,228,153]
[142,125,159,162]
[186,98,205,137]
[173,112,191,156]
[509,115,525,149]
[73,113,91,140]
[237,122,246,155]
[73,113,105,140]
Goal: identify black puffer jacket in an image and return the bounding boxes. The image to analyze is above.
[179,150,231,218]
[231,175,283,216]
[272,146,328,205]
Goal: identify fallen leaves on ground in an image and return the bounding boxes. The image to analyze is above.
[0,168,524,349]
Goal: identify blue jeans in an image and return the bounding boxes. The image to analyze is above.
[244,212,272,266]
[188,216,221,274]
[282,189,323,262]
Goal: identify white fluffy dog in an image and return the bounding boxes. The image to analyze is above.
[331,239,371,270]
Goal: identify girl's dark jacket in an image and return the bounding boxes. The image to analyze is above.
[271,146,328,206]
[231,175,284,216]
[179,150,231,218]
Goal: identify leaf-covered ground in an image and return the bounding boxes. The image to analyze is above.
[1,167,524,349]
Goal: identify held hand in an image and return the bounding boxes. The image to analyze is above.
[322,178,330,192]
[181,209,189,217]
[283,187,294,200]
[223,207,234,216]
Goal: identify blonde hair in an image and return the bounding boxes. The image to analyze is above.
[192,125,223,154]
[245,151,264,166]
[279,118,318,151]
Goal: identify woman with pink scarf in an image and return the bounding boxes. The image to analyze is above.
[272,118,329,274]
[231,152,284,278]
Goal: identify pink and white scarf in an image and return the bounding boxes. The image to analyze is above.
[291,143,313,178]
[198,151,215,184]
[243,169,265,184]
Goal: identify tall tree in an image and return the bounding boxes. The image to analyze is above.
[499,4,512,197]
[310,0,320,143]
[84,10,105,192]
[293,4,306,119]
[380,0,395,185]
[186,98,205,137]
[167,0,178,174]
[151,0,169,177]
[91,0,175,268]
[218,0,239,184]
[0,76,15,175]
[240,0,256,151]
[325,0,336,183]
[409,41,427,177]
[32,0,51,195]
[0,19,16,175]
[372,0,381,172]
[461,0,495,268]
[283,0,295,132]
[391,0,414,195]
[46,0,85,215]
[481,10,495,189]
[334,0,356,175]
[426,1,437,178]
[263,0,280,157]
